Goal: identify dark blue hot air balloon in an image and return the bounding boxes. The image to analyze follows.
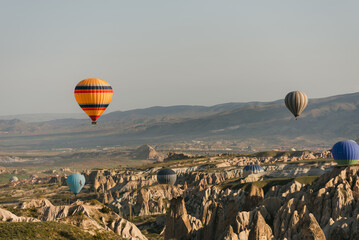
[331,140,359,166]
[243,164,264,177]
[157,169,177,185]
[66,173,86,196]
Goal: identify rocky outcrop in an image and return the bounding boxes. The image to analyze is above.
[109,217,148,240]
[134,188,150,216]
[271,166,359,239]
[59,214,104,235]
[39,202,93,221]
[132,145,164,161]
[165,197,193,240]
[165,152,191,161]
[0,207,39,222]
[244,184,264,211]
[198,201,225,240]
[265,180,303,199]
[111,184,182,217]
[273,197,325,239]
[18,199,147,240]
[301,213,326,240]
[17,198,52,209]
[224,225,239,240]
[248,211,273,240]
[161,166,359,240]
[307,166,359,239]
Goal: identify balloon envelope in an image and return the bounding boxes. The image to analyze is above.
[9,176,18,182]
[243,164,264,177]
[284,91,308,119]
[332,140,359,166]
[66,173,86,195]
[157,169,177,185]
[74,78,113,125]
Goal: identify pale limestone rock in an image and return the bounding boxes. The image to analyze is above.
[300,213,326,240]
[0,207,39,222]
[244,184,264,211]
[248,211,274,240]
[17,198,52,209]
[109,217,148,240]
[224,225,239,240]
[165,197,192,240]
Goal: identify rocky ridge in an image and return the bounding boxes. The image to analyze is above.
[163,166,359,240]
[15,198,147,240]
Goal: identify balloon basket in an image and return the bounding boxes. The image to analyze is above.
[92,121,97,125]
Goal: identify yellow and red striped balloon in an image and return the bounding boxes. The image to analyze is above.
[74,78,113,125]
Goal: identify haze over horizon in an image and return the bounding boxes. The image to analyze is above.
[0,90,358,118]
[1,1,359,115]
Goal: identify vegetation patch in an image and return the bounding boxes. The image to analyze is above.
[101,206,112,214]
[0,221,121,240]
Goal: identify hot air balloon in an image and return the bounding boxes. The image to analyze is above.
[74,78,113,125]
[284,91,308,119]
[157,169,177,185]
[9,176,19,183]
[331,140,359,166]
[243,164,264,177]
[66,173,86,196]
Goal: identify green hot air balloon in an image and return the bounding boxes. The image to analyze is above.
[66,173,86,196]
[284,91,308,119]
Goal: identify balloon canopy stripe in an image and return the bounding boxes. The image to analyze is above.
[79,104,109,108]
[75,85,112,90]
[81,107,107,111]
[74,90,113,93]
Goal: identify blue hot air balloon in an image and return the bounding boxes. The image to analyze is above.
[331,140,359,166]
[243,164,264,177]
[66,173,86,196]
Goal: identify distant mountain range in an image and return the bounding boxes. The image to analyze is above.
[0,113,85,122]
[0,92,359,150]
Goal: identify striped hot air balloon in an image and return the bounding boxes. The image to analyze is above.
[157,169,177,185]
[74,78,113,125]
[284,91,308,119]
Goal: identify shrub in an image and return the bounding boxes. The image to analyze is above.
[88,199,101,206]
[101,206,112,214]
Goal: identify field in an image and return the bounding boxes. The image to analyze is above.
[0,147,153,172]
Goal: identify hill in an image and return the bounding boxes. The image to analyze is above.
[0,92,358,150]
[0,113,84,122]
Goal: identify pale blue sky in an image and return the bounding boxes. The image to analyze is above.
[1,1,359,115]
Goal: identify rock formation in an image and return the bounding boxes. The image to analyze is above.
[161,166,359,240]
[13,199,147,240]
[132,144,164,161]
[165,197,193,240]
[0,207,39,222]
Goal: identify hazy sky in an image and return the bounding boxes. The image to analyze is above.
[1,1,359,115]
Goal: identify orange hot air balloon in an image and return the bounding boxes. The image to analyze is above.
[74,78,113,125]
